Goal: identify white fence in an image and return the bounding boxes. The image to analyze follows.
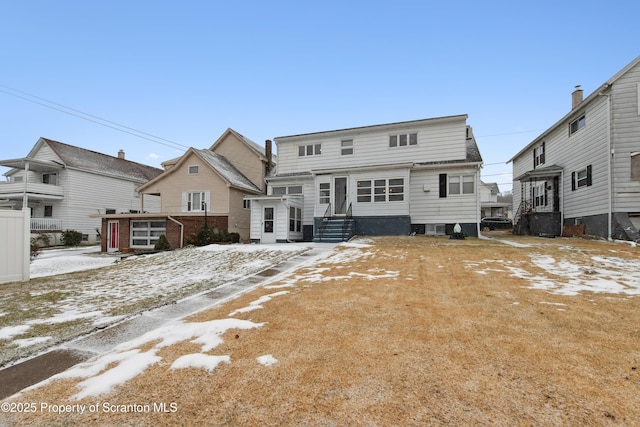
[0,209,30,283]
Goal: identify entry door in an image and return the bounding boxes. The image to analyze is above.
[262,206,276,243]
[107,220,119,252]
[334,177,348,215]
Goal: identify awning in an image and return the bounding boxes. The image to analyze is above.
[513,165,563,181]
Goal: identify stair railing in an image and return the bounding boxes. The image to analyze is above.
[342,203,353,241]
[319,203,331,241]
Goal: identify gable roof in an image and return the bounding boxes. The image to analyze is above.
[39,138,162,182]
[508,55,640,163]
[138,147,261,193]
[209,128,268,159]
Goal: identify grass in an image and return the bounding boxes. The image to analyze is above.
[2,235,640,426]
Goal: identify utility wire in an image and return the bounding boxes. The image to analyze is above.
[0,84,190,151]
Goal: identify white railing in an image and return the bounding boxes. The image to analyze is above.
[31,218,62,231]
[0,182,64,198]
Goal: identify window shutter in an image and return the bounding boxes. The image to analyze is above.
[544,182,548,206]
[571,172,576,191]
[586,165,592,186]
[204,191,211,211]
[533,150,537,168]
[181,192,188,211]
[439,174,447,198]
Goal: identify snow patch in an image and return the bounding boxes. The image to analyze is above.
[257,354,278,366]
[171,354,230,372]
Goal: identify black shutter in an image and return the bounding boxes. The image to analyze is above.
[571,172,576,191]
[586,165,592,186]
[533,150,537,168]
[439,174,447,198]
[544,181,548,206]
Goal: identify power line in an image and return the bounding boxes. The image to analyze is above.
[0,84,190,151]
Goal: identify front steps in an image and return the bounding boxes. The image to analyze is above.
[314,218,355,242]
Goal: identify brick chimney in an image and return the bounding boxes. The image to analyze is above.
[572,85,583,109]
[117,149,125,159]
[265,140,273,175]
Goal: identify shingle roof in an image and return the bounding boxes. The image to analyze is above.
[42,138,163,182]
[195,149,261,193]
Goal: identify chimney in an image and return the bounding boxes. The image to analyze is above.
[117,149,125,159]
[265,140,273,175]
[572,85,583,109]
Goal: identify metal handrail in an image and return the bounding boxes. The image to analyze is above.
[318,203,331,240]
[342,203,353,240]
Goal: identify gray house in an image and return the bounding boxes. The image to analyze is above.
[509,55,640,241]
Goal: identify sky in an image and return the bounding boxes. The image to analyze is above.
[1,1,638,193]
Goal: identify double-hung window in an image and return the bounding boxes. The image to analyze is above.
[569,114,586,135]
[357,178,404,202]
[187,191,206,211]
[572,165,592,190]
[299,144,322,156]
[389,133,418,148]
[341,139,354,155]
[448,175,475,195]
[534,142,545,168]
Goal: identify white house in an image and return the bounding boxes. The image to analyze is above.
[509,55,640,241]
[0,138,162,245]
[247,115,483,243]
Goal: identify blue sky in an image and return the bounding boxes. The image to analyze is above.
[1,1,638,193]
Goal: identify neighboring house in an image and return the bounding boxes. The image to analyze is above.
[247,115,483,243]
[97,128,273,251]
[0,138,162,245]
[480,181,510,218]
[509,55,640,241]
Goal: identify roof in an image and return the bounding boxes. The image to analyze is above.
[513,164,563,181]
[39,138,163,182]
[274,115,469,141]
[139,147,261,193]
[195,149,261,192]
[482,182,500,195]
[508,55,640,163]
[210,128,266,158]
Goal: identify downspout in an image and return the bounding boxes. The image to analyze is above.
[167,215,184,248]
[476,164,481,237]
[599,90,613,240]
[23,161,29,209]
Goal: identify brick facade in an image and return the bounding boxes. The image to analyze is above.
[101,215,229,252]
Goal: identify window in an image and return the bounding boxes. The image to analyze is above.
[357,178,404,202]
[319,183,330,204]
[243,199,251,210]
[289,207,302,232]
[448,175,475,195]
[533,183,547,207]
[188,165,199,175]
[357,180,372,202]
[131,220,166,247]
[299,144,322,156]
[389,133,418,148]
[571,165,592,190]
[13,176,23,183]
[534,142,546,168]
[631,153,640,181]
[187,191,206,211]
[44,205,53,217]
[341,139,353,155]
[272,185,302,195]
[569,114,586,135]
[42,173,58,185]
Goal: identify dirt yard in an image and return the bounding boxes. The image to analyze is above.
[2,234,639,426]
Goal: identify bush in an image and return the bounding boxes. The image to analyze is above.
[61,229,83,247]
[186,224,239,246]
[154,234,171,251]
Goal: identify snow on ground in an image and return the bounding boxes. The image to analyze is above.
[467,252,640,296]
[1,243,311,362]
[30,246,115,278]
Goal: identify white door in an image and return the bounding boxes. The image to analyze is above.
[107,220,119,252]
[334,176,348,215]
[261,206,276,243]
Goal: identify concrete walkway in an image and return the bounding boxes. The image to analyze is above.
[0,243,337,400]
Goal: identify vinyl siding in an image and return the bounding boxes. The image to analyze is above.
[275,118,468,175]
[611,62,640,212]
[212,133,266,192]
[410,167,479,223]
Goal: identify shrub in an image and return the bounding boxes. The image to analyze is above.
[61,229,83,247]
[186,224,238,246]
[154,234,171,251]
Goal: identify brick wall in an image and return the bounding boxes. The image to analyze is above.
[166,216,228,249]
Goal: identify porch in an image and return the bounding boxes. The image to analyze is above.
[513,165,563,236]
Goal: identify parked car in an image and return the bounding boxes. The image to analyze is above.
[481,217,513,231]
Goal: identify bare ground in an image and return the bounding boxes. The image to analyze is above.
[2,234,640,426]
